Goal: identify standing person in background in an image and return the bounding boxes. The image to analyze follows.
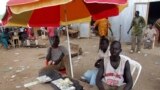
[94,18,113,38]
[127,11,146,53]
[47,27,55,46]
[154,18,160,44]
[143,24,157,49]
[26,27,31,38]
[4,28,11,46]
[0,27,4,47]
[19,27,28,46]
[0,29,8,49]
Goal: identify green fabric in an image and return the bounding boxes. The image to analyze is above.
[6,11,33,27]
[131,16,146,36]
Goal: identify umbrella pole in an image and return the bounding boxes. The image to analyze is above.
[64,9,74,78]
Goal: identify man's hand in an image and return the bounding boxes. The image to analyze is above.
[127,31,130,34]
[111,33,114,36]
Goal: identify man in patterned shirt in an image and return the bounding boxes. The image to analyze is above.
[127,11,146,53]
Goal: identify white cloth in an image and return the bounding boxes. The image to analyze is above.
[102,56,127,86]
[40,27,46,31]
[20,27,24,32]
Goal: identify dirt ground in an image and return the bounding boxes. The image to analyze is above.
[0,36,160,90]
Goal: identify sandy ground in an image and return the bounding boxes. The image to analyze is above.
[0,36,160,90]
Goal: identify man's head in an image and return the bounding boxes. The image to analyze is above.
[135,11,139,17]
[149,24,153,29]
[52,35,60,48]
[5,28,9,33]
[99,37,109,52]
[110,41,122,57]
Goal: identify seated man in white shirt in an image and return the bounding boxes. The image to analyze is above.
[96,41,133,90]
[144,24,157,49]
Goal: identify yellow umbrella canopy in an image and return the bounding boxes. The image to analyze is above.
[8,0,72,14]
[5,11,32,27]
[4,0,127,27]
[118,4,128,12]
[5,0,91,27]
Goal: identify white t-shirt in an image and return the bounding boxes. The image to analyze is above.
[40,27,46,31]
[98,49,110,59]
[102,56,127,86]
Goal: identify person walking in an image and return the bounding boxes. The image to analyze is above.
[94,18,113,38]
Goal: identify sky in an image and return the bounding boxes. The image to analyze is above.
[0,0,8,15]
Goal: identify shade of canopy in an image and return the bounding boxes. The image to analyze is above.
[3,0,126,27]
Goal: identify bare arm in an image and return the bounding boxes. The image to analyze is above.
[45,47,52,65]
[127,25,133,34]
[96,59,105,90]
[127,19,134,34]
[124,61,133,90]
[94,20,99,28]
[140,17,146,28]
[95,59,102,68]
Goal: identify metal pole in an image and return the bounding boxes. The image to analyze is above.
[64,7,74,78]
[119,25,122,42]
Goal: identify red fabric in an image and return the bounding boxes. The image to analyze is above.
[59,68,66,75]
[29,6,60,27]
[84,0,127,4]
[0,22,2,26]
[1,7,12,25]
[4,1,121,27]
[7,0,39,6]
[47,27,55,37]
[85,3,119,20]
[26,28,31,37]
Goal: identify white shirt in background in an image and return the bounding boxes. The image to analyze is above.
[144,28,157,41]
[98,47,110,61]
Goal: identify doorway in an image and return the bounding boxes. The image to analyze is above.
[148,1,160,24]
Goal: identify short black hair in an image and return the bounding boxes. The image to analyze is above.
[51,35,60,46]
[111,40,121,49]
[100,36,109,44]
[135,11,139,15]
[53,35,60,41]
[99,37,109,49]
